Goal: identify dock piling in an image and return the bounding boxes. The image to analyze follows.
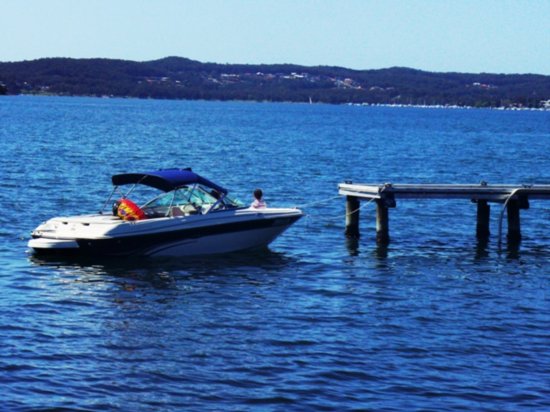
[345,196,360,238]
[375,200,390,244]
[476,200,491,239]
[506,199,521,242]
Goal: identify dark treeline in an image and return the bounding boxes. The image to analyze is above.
[1,56,549,107]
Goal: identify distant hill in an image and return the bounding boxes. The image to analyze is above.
[1,56,549,108]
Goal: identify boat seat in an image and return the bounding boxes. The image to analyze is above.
[171,204,198,217]
[171,207,185,217]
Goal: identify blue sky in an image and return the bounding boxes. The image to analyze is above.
[3,0,550,74]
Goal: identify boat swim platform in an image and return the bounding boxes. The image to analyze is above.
[338,182,550,243]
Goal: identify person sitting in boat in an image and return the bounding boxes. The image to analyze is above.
[250,188,267,209]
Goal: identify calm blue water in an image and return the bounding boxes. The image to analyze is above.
[1,96,549,411]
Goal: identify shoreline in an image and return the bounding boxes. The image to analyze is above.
[3,92,550,112]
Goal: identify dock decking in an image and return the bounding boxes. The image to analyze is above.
[338,182,550,244]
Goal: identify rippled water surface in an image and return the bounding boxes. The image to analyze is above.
[1,96,549,411]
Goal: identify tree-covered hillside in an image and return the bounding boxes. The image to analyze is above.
[1,57,549,108]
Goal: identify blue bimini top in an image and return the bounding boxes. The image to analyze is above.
[111,168,228,194]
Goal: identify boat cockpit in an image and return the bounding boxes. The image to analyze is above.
[140,185,244,218]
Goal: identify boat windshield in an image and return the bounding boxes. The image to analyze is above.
[141,185,243,218]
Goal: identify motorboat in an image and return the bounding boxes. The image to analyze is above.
[28,168,303,257]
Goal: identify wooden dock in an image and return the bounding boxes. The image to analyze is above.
[338,182,550,244]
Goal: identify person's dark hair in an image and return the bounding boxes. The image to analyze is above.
[254,189,263,200]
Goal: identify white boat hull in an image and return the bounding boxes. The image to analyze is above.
[144,224,292,256]
[28,208,302,257]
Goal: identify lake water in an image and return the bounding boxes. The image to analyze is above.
[0,96,549,411]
